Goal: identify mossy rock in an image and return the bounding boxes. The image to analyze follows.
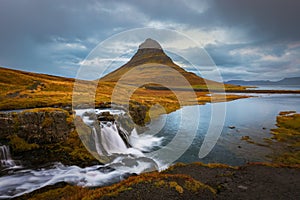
[8,134,40,152]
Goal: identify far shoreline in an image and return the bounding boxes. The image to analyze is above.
[144,85,300,94]
[221,89,300,94]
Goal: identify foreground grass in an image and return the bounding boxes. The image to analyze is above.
[269,111,300,164]
[17,163,225,200]
[17,161,300,200]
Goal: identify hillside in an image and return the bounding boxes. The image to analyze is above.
[101,38,239,90]
[0,39,247,112]
[0,67,75,110]
[0,66,121,110]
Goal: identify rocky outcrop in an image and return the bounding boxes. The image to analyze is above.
[97,111,115,122]
[129,101,147,126]
[0,108,99,167]
[0,103,148,167]
[0,108,71,144]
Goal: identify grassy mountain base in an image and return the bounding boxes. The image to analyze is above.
[0,66,247,115]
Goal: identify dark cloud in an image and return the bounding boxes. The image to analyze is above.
[0,0,147,76]
[210,0,300,41]
[0,0,299,80]
[205,40,300,80]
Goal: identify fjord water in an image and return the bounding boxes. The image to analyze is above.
[1,94,300,198]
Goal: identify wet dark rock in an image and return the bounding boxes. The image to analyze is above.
[129,101,147,126]
[0,110,70,144]
[117,126,131,148]
[83,112,98,121]
[96,102,112,109]
[0,109,100,168]
[93,111,132,148]
[115,113,135,133]
[97,111,115,122]
[97,166,115,173]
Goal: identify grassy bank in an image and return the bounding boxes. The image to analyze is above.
[269,111,300,164]
[16,162,299,200]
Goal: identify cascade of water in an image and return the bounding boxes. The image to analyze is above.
[0,145,17,168]
[98,122,128,155]
[92,127,105,156]
[0,109,164,199]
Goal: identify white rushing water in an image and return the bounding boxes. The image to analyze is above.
[0,109,163,199]
[0,145,21,169]
[2,95,300,198]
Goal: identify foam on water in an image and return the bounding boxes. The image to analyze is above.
[0,145,22,169]
[0,109,163,199]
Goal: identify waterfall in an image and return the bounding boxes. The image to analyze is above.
[93,122,127,155]
[0,145,17,168]
[0,109,164,199]
[92,127,105,156]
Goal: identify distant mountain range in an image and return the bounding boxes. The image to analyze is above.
[225,77,300,86]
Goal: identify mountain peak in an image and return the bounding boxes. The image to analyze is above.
[101,38,220,87]
[121,38,173,66]
[138,38,162,50]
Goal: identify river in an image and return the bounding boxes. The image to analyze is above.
[150,94,300,165]
[1,93,300,198]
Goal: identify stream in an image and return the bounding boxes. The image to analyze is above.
[1,93,300,198]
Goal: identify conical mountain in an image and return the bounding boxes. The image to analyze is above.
[100,38,221,88]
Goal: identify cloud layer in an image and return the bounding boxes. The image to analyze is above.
[0,0,299,81]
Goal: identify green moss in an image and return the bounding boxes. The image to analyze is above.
[241,135,250,141]
[65,172,215,199]
[169,181,184,194]
[273,152,300,165]
[8,135,39,152]
[154,180,166,187]
[166,162,237,171]
[54,129,96,164]
[24,107,60,112]
[270,111,300,165]
[184,179,216,194]
[26,185,83,200]
[42,117,54,127]
[277,114,300,131]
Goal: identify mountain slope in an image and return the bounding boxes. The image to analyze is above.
[0,39,246,111]
[0,66,109,110]
[100,38,225,89]
[0,67,74,109]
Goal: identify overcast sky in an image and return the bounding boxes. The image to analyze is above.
[1,0,299,81]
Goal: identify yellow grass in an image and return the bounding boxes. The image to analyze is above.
[0,66,248,116]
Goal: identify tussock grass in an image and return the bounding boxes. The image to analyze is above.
[270,112,300,164]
